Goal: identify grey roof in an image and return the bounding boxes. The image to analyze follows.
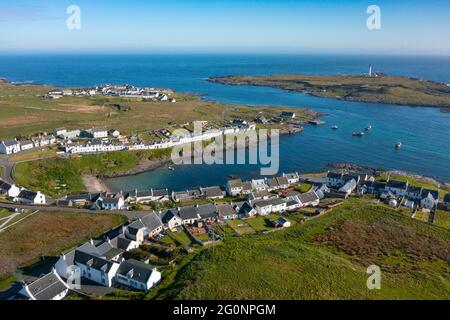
[129,212,162,232]
[253,199,273,208]
[250,189,270,199]
[266,178,279,188]
[276,176,289,186]
[407,185,423,194]
[26,272,67,300]
[197,203,217,219]
[66,193,92,202]
[136,190,152,198]
[159,209,179,223]
[268,198,286,206]
[386,180,408,189]
[228,179,243,188]
[241,181,253,191]
[178,205,199,220]
[285,199,299,207]
[238,202,254,215]
[216,204,236,217]
[152,188,168,197]
[102,197,121,204]
[284,172,298,179]
[18,190,38,201]
[366,181,386,190]
[444,193,450,203]
[327,172,343,180]
[2,140,19,147]
[92,127,107,132]
[0,181,12,191]
[74,250,115,272]
[201,186,223,198]
[421,189,439,200]
[117,259,155,284]
[298,191,319,204]
[285,190,301,197]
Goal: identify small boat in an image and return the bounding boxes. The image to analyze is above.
[331,125,338,130]
[395,142,402,149]
[352,131,365,137]
[168,166,175,171]
[365,124,372,131]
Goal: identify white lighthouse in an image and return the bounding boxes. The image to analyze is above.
[368,64,373,77]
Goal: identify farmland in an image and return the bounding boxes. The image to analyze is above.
[0,210,126,277]
[0,83,316,140]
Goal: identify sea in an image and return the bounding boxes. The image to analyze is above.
[0,54,449,190]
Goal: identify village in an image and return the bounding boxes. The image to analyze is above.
[2,163,450,300]
[46,84,176,103]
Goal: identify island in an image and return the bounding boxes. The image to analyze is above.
[209,74,450,110]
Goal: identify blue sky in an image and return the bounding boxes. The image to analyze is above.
[1,0,449,54]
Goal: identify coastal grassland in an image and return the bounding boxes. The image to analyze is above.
[377,173,450,198]
[435,210,450,230]
[12,150,172,197]
[0,210,126,277]
[0,83,317,140]
[8,147,58,162]
[154,198,450,300]
[210,74,450,109]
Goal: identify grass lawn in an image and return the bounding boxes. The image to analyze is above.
[434,210,450,229]
[155,198,450,300]
[12,150,171,197]
[0,210,126,277]
[164,230,192,247]
[294,182,313,193]
[0,209,12,220]
[377,173,449,199]
[8,147,58,162]
[226,219,255,235]
[245,214,279,232]
[413,210,430,223]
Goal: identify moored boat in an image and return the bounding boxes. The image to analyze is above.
[331,125,338,130]
[352,131,365,137]
[395,142,402,149]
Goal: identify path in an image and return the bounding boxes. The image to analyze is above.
[0,202,149,221]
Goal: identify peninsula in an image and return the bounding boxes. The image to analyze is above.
[209,74,450,110]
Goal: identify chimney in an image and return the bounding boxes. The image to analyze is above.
[90,239,94,245]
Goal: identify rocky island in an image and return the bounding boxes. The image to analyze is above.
[210,74,450,110]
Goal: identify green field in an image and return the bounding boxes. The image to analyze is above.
[153,198,450,300]
[12,150,171,197]
[210,74,450,109]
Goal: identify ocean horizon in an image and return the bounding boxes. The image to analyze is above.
[1,54,449,190]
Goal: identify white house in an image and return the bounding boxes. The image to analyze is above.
[91,127,108,139]
[159,209,183,231]
[339,179,357,197]
[216,203,237,220]
[126,213,163,242]
[297,191,320,207]
[275,217,291,228]
[385,180,409,197]
[420,191,438,210]
[115,259,161,291]
[0,140,21,155]
[315,184,330,199]
[326,172,344,188]
[251,179,268,192]
[100,196,125,210]
[227,179,243,196]
[269,197,287,213]
[19,269,69,300]
[283,172,299,184]
[53,128,67,137]
[253,199,273,216]
[0,182,21,198]
[16,190,46,204]
[284,197,301,211]
[20,140,34,151]
[178,205,200,225]
[235,201,257,218]
[74,250,120,287]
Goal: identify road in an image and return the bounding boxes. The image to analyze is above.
[0,156,15,184]
[0,202,149,221]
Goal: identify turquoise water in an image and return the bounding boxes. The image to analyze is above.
[0,54,449,189]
